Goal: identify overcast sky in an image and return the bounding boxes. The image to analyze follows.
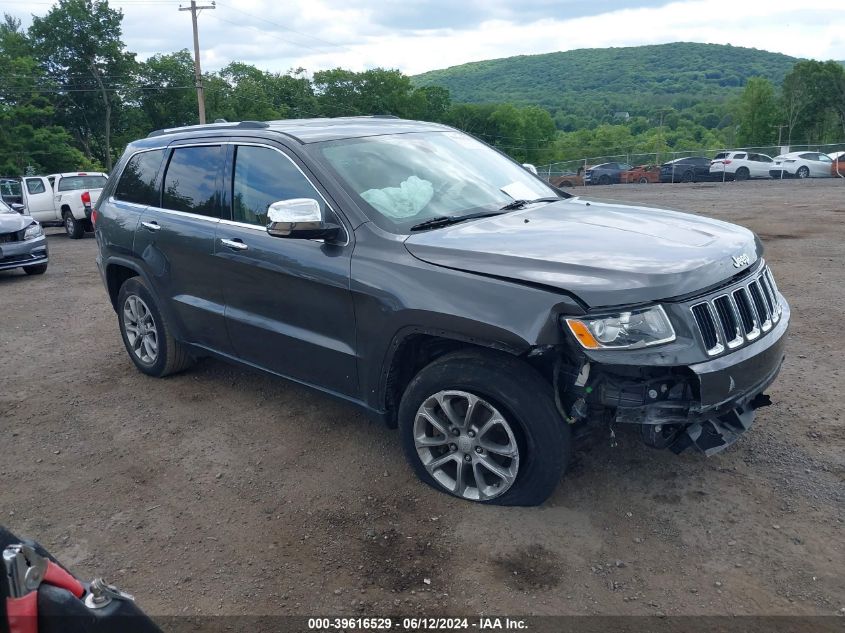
[4,0,844,75]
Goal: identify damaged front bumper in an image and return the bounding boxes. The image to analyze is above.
[575,300,790,456]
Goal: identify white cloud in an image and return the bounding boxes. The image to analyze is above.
[8,0,844,75]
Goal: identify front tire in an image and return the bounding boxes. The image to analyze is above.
[23,262,48,275]
[398,350,569,506]
[598,175,611,185]
[117,276,193,377]
[64,212,84,239]
[681,170,694,183]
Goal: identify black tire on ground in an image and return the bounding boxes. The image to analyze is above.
[398,349,570,506]
[23,262,48,275]
[598,174,611,185]
[681,170,694,183]
[797,166,810,179]
[734,167,750,181]
[638,176,649,184]
[63,212,84,239]
[117,276,194,377]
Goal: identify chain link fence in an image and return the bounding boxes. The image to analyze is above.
[537,142,845,186]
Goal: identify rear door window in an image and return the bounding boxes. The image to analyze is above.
[733,153,747,160]
[231,145,323,226]
[114,150,165,206]
[162,146,224,218]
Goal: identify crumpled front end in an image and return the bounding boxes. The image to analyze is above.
[553,261,789,456]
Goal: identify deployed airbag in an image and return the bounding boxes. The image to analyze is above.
[361,176,434,218]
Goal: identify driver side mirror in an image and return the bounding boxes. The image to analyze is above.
[266,198,341,241]
[10,203,25,214]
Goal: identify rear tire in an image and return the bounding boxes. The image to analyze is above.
[598,174,611,185]
[797,165,810,179]
[638,176,649,184]
[681,170,694,183]
[64,212,84,239]
[117,276,194,377]
[734,167,750,181]
[398,349,569,506]
[23,262,48,275]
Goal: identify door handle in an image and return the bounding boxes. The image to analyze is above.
[220,238,248,251]
[141,221,161,231]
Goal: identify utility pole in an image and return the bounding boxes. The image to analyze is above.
[180,0,215,124]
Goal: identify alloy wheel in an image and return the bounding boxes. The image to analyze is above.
[413,390,519,501]
[123,295,159,364]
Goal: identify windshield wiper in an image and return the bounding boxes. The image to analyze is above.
[409,211,505,232]
[499,197,562,211]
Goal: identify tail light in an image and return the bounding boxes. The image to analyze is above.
[81,191,91,205]
[723,159,732,165]
[91,209,98,226]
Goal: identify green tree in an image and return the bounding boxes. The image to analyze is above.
[137,50,197,131]
[0,14,93,173]
[29,0,137,169]
[736,77,778,145]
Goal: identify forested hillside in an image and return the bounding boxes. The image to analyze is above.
[414,43,799,126]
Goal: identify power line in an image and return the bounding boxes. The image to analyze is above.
[213,1,342,51]
[208,13,336,55]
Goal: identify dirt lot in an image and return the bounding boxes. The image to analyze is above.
[1,179,843,618]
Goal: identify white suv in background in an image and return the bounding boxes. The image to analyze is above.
[709,151,773,181]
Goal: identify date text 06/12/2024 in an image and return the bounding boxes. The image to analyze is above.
[307,617,528,630]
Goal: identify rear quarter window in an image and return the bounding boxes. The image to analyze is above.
[114,150,166,206]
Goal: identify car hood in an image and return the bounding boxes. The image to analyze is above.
[403,197,761,307]
[0,213,34,233]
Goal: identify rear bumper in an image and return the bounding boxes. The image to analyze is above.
[0,235,48,271]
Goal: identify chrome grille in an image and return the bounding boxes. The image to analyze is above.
[690,264,782,356]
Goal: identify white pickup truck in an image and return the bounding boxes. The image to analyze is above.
[20,172,108,238]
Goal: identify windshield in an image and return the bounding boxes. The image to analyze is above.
[57,175,107,192]
[316,131,558,233]
[0,199,13,214]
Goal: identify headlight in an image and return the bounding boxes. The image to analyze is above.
[565,305,675,350]
[24,223,43,240]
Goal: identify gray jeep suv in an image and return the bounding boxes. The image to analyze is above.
[94,117,789,506]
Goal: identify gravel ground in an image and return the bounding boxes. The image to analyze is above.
[1,178,843,618]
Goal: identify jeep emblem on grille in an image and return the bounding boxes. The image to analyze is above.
[732,253,751,268]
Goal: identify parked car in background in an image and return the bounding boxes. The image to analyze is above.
[830,151,845,177]
[710,151,773,181]
[1,178,23,206]
[769,152,833,179]
[18,172,107,238]
[549,172,584,188]
[659,157,716,183]
[0,198,48,275]
[584,162,632,185]
[620,164,660,184]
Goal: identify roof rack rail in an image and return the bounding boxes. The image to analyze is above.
[147,120,270,138]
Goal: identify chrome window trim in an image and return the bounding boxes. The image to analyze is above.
[110,141,351,246]
[165,140,350,245]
